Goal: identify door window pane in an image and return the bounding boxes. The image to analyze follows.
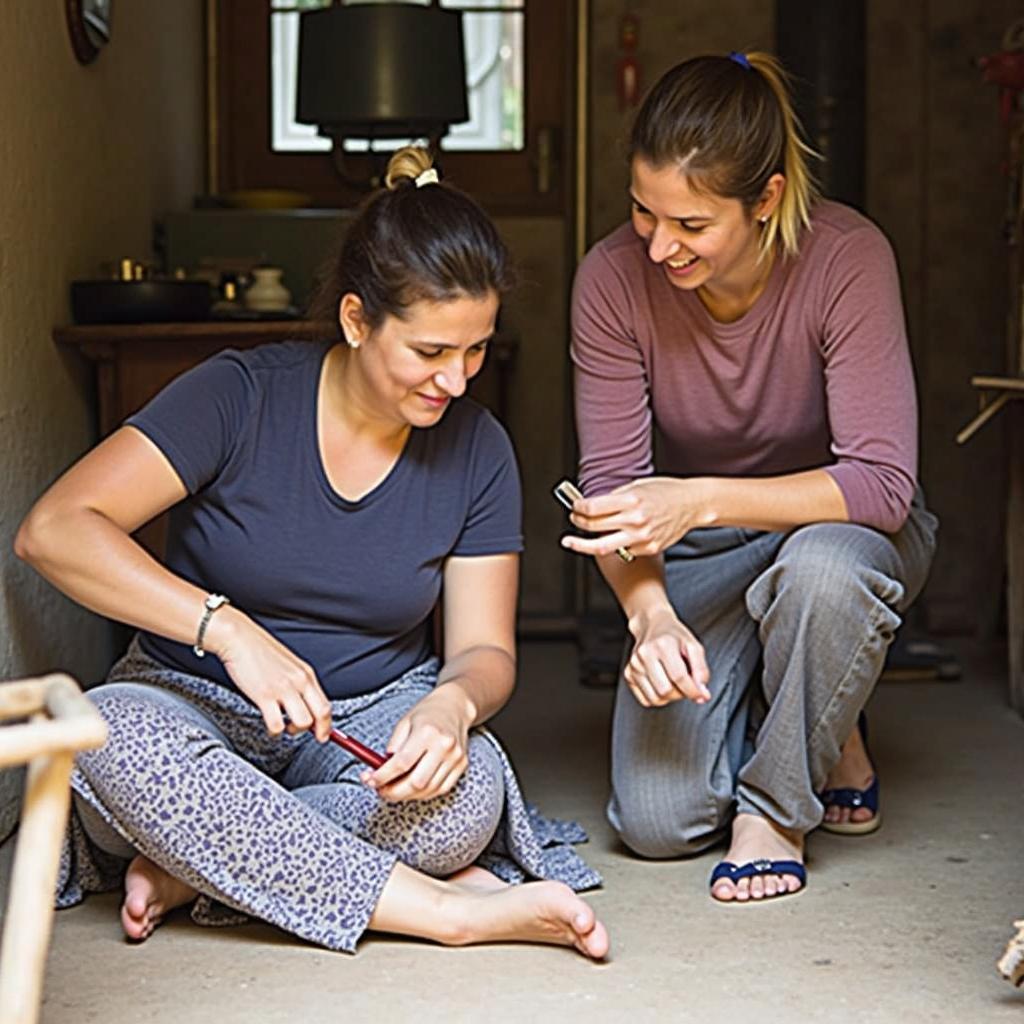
[270,1,524,153]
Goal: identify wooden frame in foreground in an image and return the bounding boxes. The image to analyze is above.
[0,674,107,1024]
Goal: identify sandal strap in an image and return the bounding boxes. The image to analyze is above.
[709,858,807,886]
[819,775,879,813]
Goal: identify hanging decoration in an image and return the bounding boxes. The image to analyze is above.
[616,13,642,110]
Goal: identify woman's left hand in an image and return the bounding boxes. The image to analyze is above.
[561,476,710,559]
[362,686,473,803]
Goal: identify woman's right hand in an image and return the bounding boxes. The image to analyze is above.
[206,608,333,741]
[625,606,711,708]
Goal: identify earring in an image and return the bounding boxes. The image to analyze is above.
[346,336,360,349]
[759,215,768,224]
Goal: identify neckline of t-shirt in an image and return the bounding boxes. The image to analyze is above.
[676,251,787,339]
[308,343,416,511]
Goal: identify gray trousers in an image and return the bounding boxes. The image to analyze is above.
[608,498,938,857]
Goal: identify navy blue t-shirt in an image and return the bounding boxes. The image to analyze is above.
[126,341,523,699]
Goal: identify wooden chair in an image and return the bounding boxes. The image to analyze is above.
[0,674,107,1024]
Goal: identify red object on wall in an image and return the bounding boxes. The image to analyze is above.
[978,50,1024,125]
[617,13,641,110]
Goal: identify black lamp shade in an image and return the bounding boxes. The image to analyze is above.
[296,4,469,140]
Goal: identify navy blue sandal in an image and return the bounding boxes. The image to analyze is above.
[819,712,881,835]
[709,858,807,901]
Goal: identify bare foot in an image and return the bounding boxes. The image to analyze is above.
[371,862,609,960]
[121,855,198,941]
[711,813,804,903]
[447,865,510,893]
[822,723,876,827]
[442,880,609,959]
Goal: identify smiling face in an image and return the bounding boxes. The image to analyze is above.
[340,291,499,429]
[629,157,781,299]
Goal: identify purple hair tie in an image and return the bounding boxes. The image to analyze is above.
[729,51,751,70]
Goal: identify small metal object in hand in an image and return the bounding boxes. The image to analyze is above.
[553,479,634,563]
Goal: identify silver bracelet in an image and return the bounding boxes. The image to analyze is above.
[193,593,230,658]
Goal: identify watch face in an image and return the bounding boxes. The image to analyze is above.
[66,0,113,65]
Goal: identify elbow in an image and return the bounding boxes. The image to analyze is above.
[13,503,60,570]
[13,513,37,566]
[862,483,914,535]
[870,506,909,536]
[832,463,915,535]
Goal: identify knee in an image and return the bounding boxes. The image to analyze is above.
[609,783,724,860]
[450,734,505,833]
[747,527,905,628]
[78,684,152,766]
[406,734,505,876]
[78,683,219,776]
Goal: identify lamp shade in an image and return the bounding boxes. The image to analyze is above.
[296,4,469,140]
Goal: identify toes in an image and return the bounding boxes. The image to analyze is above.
[123,889,150,919]
[121,904,152,941]
[711,880,737,902]
[573,906,594,930]
[575,920,610,960]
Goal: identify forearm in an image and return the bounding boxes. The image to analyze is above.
[433,644,516,728]
[596,553,674,630]
[15,506,228,652]
[588,468,847,623]
[697,468,849,531]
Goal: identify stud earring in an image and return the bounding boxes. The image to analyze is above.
[759,215,768,224]
[346,336,360,349]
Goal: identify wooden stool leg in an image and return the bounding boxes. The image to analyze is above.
[0,750,75,1024]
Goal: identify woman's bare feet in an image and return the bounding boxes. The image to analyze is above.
[710,813,804,903]
[441,881,609,958]
[447,865,510,893]
[121,855,198,941]
[822,723,876,828]
[371,862,609,959]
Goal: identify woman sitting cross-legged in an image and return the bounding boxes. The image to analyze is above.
[15,146,608,959]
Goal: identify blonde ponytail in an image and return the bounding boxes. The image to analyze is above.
[746,52,819,258]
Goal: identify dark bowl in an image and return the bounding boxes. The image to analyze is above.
[70,280,213,324]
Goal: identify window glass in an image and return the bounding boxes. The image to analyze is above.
[270,1,524,153]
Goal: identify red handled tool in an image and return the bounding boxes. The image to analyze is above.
[327,727,391,770]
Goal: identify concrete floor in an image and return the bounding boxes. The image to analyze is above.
[4,639,1024,1023]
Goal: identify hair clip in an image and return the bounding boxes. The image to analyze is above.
[728,51,751,70]
[415,168,440,188]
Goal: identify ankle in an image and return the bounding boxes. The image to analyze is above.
[425,886,477,947]
[733,813,804,852]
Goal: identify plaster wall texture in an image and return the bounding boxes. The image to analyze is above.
[0,3,204,836]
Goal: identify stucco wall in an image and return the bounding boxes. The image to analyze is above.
[0,4,204,834]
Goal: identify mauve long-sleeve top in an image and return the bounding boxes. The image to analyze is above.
[570,200,918,534]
